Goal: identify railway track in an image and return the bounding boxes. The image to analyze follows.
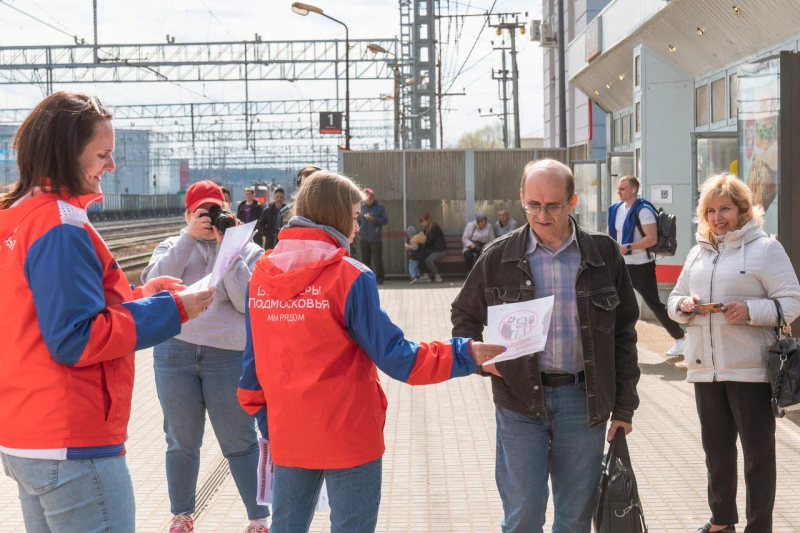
[100,216,186,272]
[116,252,153,271]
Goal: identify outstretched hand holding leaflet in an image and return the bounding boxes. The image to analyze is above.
[485,296,555,365]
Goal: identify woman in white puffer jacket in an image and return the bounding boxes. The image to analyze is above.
[668,173,800,533]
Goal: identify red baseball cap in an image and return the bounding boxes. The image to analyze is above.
[185,180,225,212]
[365,188,375,196]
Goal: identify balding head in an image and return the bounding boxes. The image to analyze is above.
[520,159,574,199]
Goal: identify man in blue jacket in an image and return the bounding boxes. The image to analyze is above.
[608,176,685,356]
[358,188,389,284]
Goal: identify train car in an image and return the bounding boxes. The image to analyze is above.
[251,181,271,205]
[87,193,185,221]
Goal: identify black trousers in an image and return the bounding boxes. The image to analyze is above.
[695,381,776,532]
[360,240,384,282]
[463,244,484,273]
[626,261,685,340]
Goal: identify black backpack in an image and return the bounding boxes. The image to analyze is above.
[634,202,677,257]
[594,427,648,533]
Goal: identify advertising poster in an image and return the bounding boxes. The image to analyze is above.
[738,57,780,236]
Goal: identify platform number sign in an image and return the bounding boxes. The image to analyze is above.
[320,112,343,134]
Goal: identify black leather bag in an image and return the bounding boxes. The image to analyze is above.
[768,300,800,417]
[594,427,648,533]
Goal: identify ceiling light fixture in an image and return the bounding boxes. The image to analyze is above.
[619,74,625,81]
[733,6,741,15]
[669,45,677,52]
[696,27,705,36]
[594,90,599,95]
[606,84,611,89]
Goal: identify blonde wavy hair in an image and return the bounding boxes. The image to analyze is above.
[293,170,365,238]
[696,172,764,246]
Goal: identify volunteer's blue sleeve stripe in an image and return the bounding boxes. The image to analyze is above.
[449,337,478,378]
[120,292,182,351]
[24,225,105,366]
[239,285,263,392]
[344,271,420,382]
[66,444,125,460]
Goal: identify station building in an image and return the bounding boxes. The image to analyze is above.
[564,0,800,287]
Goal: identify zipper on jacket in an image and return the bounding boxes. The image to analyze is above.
[709,250,721,381]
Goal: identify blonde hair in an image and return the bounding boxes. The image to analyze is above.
[294,170,365,238]
[696,172,764,246]
[619,175,639,193]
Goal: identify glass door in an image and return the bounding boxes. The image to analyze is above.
[606,151,634,211]
[571,160,605,232]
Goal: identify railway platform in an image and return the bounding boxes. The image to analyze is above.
[1,283,799,532]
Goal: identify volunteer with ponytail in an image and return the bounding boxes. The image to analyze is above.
[238,170,504,533]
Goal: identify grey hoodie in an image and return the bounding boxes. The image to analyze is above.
[142,228,265,351]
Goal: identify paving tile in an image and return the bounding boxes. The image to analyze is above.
[1,284,799,532]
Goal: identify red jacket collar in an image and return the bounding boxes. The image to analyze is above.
[278,227,346,249]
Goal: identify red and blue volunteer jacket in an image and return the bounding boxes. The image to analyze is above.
[0,190,188,459]
[238,227,477,469]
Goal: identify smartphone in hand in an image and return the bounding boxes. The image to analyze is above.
[695,302,724,314]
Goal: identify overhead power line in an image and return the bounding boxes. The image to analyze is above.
[444,0,498,95]
[198,0,237,41]
[0,0,82,42]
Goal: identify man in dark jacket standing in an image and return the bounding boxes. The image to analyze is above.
[358,188,388,284]
[256,188,285,249]
[450,159,640,533]
[236,187,265,244]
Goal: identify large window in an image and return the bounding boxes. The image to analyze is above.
[711,78,726,123]
[696,85,709,127]
[729,73,738,119]
[635,102,641,133]
[614,118,622,148]
[635,55,641,87]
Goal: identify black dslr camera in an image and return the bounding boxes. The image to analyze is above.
[206,205,237,234]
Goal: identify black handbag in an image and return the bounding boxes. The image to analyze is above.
[768,300,800,417]
[593,426,648,533]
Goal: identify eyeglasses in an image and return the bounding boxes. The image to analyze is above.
[523,203,566,216]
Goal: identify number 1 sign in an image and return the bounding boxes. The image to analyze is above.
[319,112,343,134]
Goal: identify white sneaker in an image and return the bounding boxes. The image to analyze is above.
[417,274,432,283]
[666,338,685,356]
[434,275,443,283]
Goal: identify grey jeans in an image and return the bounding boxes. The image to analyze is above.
[424,250,447,276]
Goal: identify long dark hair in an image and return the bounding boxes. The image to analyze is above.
[0,92,113,209]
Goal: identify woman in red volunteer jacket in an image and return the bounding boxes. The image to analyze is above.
[238,170,504,533]
[0,92,214,532]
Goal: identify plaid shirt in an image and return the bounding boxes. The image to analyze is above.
[526,222,584,374]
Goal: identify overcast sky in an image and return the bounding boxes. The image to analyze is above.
[0,0,544,147]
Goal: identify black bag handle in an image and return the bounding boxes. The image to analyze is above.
[771,299,790,418]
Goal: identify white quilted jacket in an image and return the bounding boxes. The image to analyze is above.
[668,220,800,382]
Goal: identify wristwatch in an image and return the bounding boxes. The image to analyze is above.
[626,244,632,253]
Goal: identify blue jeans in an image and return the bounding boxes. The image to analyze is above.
[495,383,607,533]
[1,453,135,532]
[409,259,420,279]
[153,337,268,520]
[270,457,382,533]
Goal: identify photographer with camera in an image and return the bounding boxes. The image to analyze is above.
[142,181,269,533]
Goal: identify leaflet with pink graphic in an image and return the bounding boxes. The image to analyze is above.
[485,296,554,364]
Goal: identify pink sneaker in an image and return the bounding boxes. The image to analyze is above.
[244,523,269,533]
[168,514,194,533]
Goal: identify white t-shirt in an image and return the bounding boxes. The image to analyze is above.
[615,203,656,265]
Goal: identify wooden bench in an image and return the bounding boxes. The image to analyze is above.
[434,231,467,276]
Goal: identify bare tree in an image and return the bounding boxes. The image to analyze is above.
[453,123,504,149]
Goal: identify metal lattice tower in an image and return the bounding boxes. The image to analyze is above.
[400,0,437,149]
